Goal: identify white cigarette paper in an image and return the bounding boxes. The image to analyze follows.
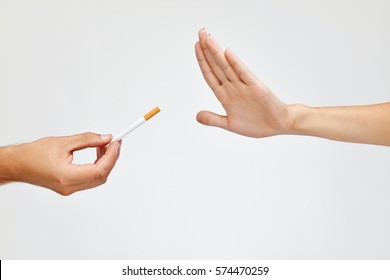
[111,107,160,142]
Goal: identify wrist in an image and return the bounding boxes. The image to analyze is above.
[0,144,24,184]
[286,104,316,135]
[0,146,15,184]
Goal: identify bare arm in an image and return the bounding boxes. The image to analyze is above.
[195,28,390,146]
[289,103,390,146]
[0,132,121,195]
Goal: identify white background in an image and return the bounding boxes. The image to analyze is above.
[0,0,389,259]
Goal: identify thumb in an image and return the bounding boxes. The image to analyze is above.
[196,110,227,130]
[65,132,112,151]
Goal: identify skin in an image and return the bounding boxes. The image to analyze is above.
[0,132,121,195]
[195,28,390,146]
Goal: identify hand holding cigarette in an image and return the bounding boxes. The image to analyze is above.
[0,133,121,195]
[0,107,161,195]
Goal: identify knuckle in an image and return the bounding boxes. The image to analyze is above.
[53,172,72,190]
[209,48,218,56]
[54,175,67,188]
[96,170,108,184]
[82,132,96,140]
[57,188,74,196]
[209,60,218,69]
[38,136,54,146]
[195,42,201,55]
[53,174,74,196]
[222,63,232,72]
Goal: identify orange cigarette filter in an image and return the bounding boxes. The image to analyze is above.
[144,106,161,120]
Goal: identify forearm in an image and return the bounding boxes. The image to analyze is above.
[289,102,390,146]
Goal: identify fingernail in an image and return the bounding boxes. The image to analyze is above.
[101,134,111,141]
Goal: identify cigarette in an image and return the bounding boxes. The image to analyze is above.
[111,106,161,142]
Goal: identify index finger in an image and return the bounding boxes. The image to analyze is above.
[195,41,221,91]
